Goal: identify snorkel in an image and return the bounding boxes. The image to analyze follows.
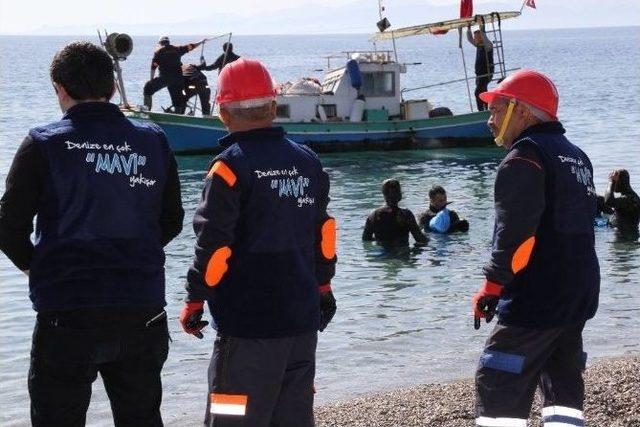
[494,98,516,147]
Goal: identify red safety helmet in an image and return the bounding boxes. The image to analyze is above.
[479,69,559,120]
[216,58,276,108]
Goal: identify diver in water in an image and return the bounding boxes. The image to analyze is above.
[604,169,640,236]
[418,185,469,233]
[363,179,429,246]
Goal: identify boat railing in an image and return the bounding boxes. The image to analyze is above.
[401,67,520,97]
[325,50,395,70]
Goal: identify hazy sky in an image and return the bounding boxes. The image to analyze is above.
[1,0,639,35]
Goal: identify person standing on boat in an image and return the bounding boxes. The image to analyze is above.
[603,169,640,237]
[179,58,337,426]
[200,42,240,74]
[0,41,184,426]
[472,69,599,427]
[466,26,494,111]
[143,36,205,114]
[363,179,429,246]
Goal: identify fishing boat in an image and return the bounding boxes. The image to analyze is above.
[103,11,520,154]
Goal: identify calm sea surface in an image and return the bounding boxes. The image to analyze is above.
[1,28,639,425]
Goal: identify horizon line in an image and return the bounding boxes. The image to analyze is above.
[1,24,638,37]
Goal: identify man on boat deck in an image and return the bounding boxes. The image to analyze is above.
[604,168,640,237]
[466,26,494,111]
[0,42,184,426]
[200,42,241,74]
[143,36,204,114]
[363,179,429,246]
[179,58,337,426]
[472,69,599,427]
[182,63,212,115]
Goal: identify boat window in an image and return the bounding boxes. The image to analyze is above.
[276,104,290,119]
[361,72,395,97]
[316,104,337,119]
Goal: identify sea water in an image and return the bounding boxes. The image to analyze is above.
[1,28,639,425]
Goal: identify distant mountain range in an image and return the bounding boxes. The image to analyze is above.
[11,0,640,35]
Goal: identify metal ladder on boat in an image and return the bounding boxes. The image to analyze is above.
[480,12,508,82]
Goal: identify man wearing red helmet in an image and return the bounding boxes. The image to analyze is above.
[471,70,600,427]
[179,58,337,426]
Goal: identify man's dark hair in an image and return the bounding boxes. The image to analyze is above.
[223,42,233,52]
[617,169,632,194]
[50,42,115,101]
[382,178,402,205]
[429,185,446,199]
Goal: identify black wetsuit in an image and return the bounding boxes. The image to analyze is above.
[201,51,240,73]
[418,206,469,233]
[362,206,428,245]
[604,190,640,235]
[183,64,211,115]
[144,43,196,113]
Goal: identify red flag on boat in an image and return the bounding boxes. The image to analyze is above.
[525,0,536,9]
[460,0,473,18]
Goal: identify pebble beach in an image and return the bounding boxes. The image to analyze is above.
[316,356,640,427]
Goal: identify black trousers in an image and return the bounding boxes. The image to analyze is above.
[185,80,212,115]
[475,322,587,426]
[144,76,186,114]
[28,307,169,427]
[475,76,492,111]
[205,332,317,427]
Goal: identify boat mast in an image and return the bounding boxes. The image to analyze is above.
[377,0,398,62]
[98,29,131,108]
[458,28,474,112]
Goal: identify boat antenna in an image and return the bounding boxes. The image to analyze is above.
[376,0,398,62]
[458,27,474,112]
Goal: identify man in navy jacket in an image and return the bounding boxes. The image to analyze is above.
[180,58,337,426]
[472,70,599,427]
[0,42,184,426]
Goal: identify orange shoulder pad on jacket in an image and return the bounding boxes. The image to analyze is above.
[207,160,237,187]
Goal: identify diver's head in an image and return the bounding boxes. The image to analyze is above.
[615,169,632,194]
[428,185,448,211]
[382,179,402,207]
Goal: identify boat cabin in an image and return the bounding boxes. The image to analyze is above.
[275,50,433,123]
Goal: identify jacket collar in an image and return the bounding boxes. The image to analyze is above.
[219,126,285,148]
[510,121,565,151]
[62,102,124,120]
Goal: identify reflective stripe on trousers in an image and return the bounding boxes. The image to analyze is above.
[542,406,584,426]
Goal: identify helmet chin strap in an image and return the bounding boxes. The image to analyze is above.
[494,99,517,147]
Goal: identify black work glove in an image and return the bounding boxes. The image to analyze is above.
[319,291,337,332]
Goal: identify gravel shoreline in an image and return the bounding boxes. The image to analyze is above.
[316,355,640,426]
